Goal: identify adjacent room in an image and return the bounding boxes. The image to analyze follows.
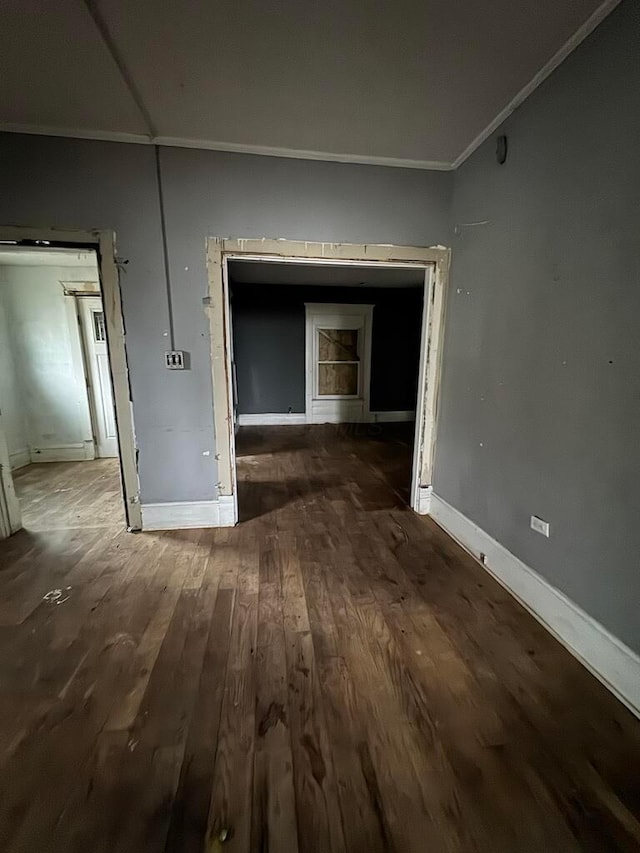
[0,247,123,533]
[0,1,639,850]
[229,260,425,520]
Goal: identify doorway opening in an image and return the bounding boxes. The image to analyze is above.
[206,239,449,526]
[0,230,140,537]
[229,263,426,518]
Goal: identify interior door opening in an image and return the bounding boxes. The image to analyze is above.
[206,239,449,529]
[0,243,129,536]
[225,258,429,521]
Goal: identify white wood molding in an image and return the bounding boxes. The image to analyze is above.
[451,0,621,168]
[9,448,30,470]
[416,485,432,515]
[429,492,640,719]
[29,441,95,463]
[369,410,415,423]
[237,413,306,426]
[141,496,236,531]
[237,411,414,426]
[0,124,452,171]
[306,402,368,424]
[218,495,236,526]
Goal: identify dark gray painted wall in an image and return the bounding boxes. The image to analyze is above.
[0,134,452,502]
[230,284,423,414]
[435,1,640,652]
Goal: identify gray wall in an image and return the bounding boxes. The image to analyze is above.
[0,135,451,502]
[434,0,640,652]
[231,284,423,414]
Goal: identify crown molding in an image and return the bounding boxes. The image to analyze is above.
[0,1,621,176]
[0,123,452,171]
[0,123,151,146]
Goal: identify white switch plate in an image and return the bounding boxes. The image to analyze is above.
[531,515,550,537]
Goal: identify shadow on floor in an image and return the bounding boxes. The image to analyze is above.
[237,477,325,522]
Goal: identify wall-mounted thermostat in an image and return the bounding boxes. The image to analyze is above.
[165,350,186,370]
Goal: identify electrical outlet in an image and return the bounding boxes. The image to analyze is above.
[530,515,550,537]
[165,350,185,370]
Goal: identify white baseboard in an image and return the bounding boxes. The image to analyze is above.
[237,413,306,426]
[415,485,432,515]
[429,493,640,719]
[141,495,237,531]
[218,495,237,526]
[9,447,30,470]
[369,410,415,423]
[237,411,414,426]
[29,441,95,463]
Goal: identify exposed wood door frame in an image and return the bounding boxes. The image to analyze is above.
[0,226,141,534]
[206,238,450,524]
[0,409,20,537]
[304,302,374,424]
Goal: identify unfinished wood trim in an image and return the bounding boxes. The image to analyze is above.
[221,256,238,514]
[0,225,141,532]
[0,411,21,537]
[220,238,446,265]
[410,268,433,511]
[419,251,450,486]
[206,238,450,517]
[205,239,235,501]
[97,231,142,529]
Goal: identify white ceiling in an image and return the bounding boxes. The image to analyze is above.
[0,0,618,169]
[0,247,98,267]
[230,261,424,288]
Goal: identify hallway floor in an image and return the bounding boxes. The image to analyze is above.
[0,425,639,851]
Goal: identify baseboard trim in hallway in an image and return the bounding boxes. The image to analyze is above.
[430,492,640,720]
[9,447,30,470]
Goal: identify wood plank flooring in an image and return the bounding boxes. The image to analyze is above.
[13,459,124,531]
[1,424,640,852]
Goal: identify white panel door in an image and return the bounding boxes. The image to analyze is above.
[79,297,118,457]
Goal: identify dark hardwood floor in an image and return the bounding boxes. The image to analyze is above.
[0,425,639,852]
